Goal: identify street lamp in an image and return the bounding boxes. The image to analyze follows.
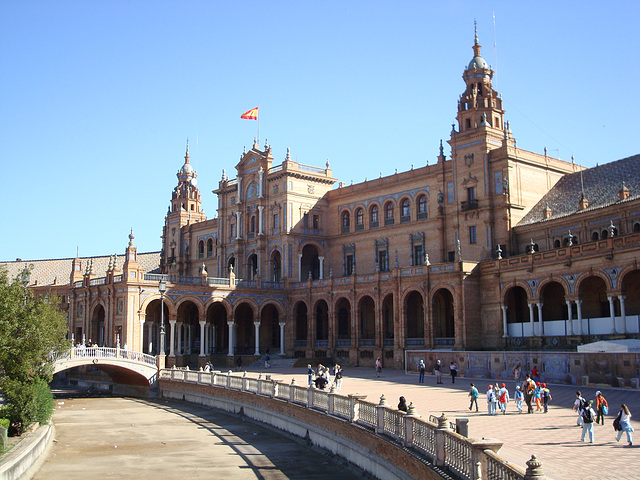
[159,279,167,356]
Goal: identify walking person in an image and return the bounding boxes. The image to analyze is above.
[614,404,634,446]
[264,351,271,369]
[434,360,442,384]
[307,364,314,387]
[375,357,382,378]
[486,385,497,415]
[541,383,552,413]
[498,383,510,414]
[513,362,522,382]
[522,375,535,414]
[595,391,608,425]
[514,385,524,414]
[580,400,596,443]
[449,361,458,384]
[574,391,587,426]
[534,382,542,412]
[334,365,343,391]
[468,383,479,412]
[398,396,408,413]
[418,360,426,383]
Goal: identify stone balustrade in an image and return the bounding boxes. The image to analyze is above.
[160,368,546,480]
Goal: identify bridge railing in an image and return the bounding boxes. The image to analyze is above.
[160,369,539,480]
[57,347,157,368]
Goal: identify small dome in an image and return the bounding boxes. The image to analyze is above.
[180,162,194,175]
[468,55,488,71]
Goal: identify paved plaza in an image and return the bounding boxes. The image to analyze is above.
[240,363,640,480]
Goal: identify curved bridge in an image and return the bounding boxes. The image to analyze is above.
[53,347,159,387]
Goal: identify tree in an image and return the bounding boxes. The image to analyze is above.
[0,266,69,435]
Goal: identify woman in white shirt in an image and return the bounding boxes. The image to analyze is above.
[615,404,634,446]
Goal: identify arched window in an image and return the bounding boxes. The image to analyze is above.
[591,231,599,242]
[417,195,428,219]
[198,240,205,258]
[370,205,379,228]
[355,208,364,230]
[207,238,213,257]
[341,211,350,233]
[400,199,410,222]
[384,202,394,225]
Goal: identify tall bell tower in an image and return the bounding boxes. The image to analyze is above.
[160,142,206,273]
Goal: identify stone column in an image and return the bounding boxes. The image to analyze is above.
[254,322,261,356]
[619,295,627,334]
[227,321,235,356]
[528,303,535,337]
[258,205,264,235]
[608,296,616,334]
[566,300,574,335]
[199,320,206,356]
[139,319,145,352]
[169,320,176,357]
[319,256,324,279]
[576,300,584,335]
[211,325,216,354]
[279,322,286,356]
[177,323,183,355]
[235,211,242,239]
[258,168,264,198]
[501,305,508,338]
[298,253,303,282]
[536,302,544,337]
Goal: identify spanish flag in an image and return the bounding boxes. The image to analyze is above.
[241,107,259,120]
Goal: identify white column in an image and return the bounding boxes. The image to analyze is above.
[235,211,242,239]
[536,302,544,337]
[566,300,574,335]
[254,322,261,356]
[199,321,206,356]
[177,324,183,355]
[146,322,153,353]
[619,295,627,334]
[258,205,264,235]
[501,305,508,337]
[576,300,584,335]
[608,296,616,334]
[211,325,216,354]
[279,322,286,356]
[236,177,242,204]
[319,256,325,279]
[528,303,535,337]
[169,320,176,357]
[298,253,303,282]
[258,168,264,198]
[227,321,235,356]
[139,319,145,352]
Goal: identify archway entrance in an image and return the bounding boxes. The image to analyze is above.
[335,298,351,347]
[432,289,455,347]
[504,286,530,337]
[207,302,228,354]
[358,296,375,346]
[301,244,320,280]
[177,301,200,363]
[143,299,169,355]
[234,303,255,354]
[314,300,329,347]
[405,291,424,347]
[90,305,105,346]
[260,303,280,353]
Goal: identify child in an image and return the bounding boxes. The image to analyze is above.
[469,383,479,412]
[486,385,497,415]
[514,385,524,414]
[498,383,510,414]
[534,382,542,412]
[541,383,552,413]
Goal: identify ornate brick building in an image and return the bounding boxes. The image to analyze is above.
[4,32,639,370]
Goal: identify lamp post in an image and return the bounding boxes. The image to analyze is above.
[159,279,167,356]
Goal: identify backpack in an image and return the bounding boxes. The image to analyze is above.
[499,391,507,403]
[582,407,593,423]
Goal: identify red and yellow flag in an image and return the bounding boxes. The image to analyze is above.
[241,107,259,120]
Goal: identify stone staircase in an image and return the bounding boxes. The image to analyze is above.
[251,356,298,369]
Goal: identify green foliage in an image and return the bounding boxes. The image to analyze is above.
[0,266,70,435]
[1,378,54,435]
[0,417,9,430]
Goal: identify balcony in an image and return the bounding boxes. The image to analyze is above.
[460,199,479,211]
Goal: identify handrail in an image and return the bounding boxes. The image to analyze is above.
[56,347,157,367]
[160,369,534,480]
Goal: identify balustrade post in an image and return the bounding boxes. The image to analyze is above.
[290,378,297,403]
[348,394,367,423]
[242,372,249,391]
[403,403,417,448]
[271,379,282,399]
[226,371,233,389]
[307,384,314,408]
[468,439,503,480]
[434,413,452,467]
[523,455,546,480]
[376,395,387,434]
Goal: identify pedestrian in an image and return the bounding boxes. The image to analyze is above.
[449,361,458,383]
[418,360,426,383]
[498,383,510,414]
[236,356,242,371]
[531,366,540,383]
[522,375,535,414]
[614,404,634,446]
[514,385,524,414]
[542,383,552,413]
[434,360,442,384]
[573,391,587,426]
[375,357,382,377]
[307,364,314,387]
[264,351,271,369]
[595,391,608,425]
[580,400,596,443]
[513,362,522,382]
[334,365,343,391]
[398,396,408,413]
[468,383,479,412]
[486,385,497,415]
[324,365,332,387]
[534,382,542,412]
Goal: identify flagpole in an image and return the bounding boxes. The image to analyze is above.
[257,104,260,145]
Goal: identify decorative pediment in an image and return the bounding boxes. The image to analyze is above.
[462,172,479,186]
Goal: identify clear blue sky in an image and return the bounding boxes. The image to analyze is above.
[1,1,637,262]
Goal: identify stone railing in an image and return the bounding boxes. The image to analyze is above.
[58,347,158,367]
[160,369,545,480]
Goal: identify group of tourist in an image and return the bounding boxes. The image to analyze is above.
[573,390,634,445]
[417,359,459,385]
[470,376,552,416]
[308,363,343,391]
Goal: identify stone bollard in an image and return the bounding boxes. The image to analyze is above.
[403,403,417,448]
[289,378,297,403]
[456,418,469,437]
[376,394,387,434]
[523,455,546,480]
[434,413,451,467]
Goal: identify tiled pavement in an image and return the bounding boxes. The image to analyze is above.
[240,365,640,480]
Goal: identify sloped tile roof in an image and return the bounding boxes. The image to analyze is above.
[0,252,161,287]
[517,154,640,226]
